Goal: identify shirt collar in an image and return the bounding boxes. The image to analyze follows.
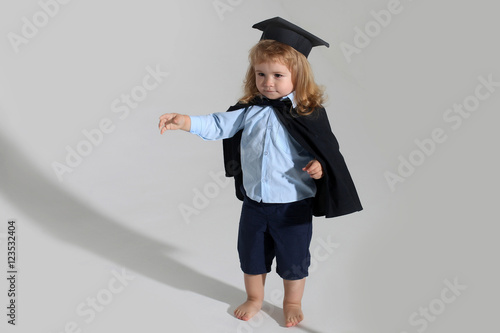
[281,91,297,108]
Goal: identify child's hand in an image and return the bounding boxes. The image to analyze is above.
[303,159,323,179]
[158,113,190,134]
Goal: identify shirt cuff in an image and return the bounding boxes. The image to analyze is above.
[189,116,203,135]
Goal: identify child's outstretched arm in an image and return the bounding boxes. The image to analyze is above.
[158,113,191,134]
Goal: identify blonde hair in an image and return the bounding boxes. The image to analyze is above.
[239,39,325,115]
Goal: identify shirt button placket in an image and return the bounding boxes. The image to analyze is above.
[261,113,273,201]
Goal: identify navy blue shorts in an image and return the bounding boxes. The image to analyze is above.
[237,196,313,280]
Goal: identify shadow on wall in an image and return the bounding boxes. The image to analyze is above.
[0,132,248,309]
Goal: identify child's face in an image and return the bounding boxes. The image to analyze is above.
[254,61,294,100]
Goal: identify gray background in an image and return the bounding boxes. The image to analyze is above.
[1,0,498,332]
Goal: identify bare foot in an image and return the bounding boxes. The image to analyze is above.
[234,299,262,321]
[284,303,304,327]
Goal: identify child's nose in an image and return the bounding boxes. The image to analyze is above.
[264,77,274,86]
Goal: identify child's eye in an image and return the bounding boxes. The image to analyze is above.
[274,74,283,78]
[257,73,265,77]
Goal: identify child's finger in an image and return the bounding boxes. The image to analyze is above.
[310,163,321,173]
[308,169,322,179]
[302,160,314,171]
[158,114,169,129]
[303,160,323,179]
[158,114,176,133]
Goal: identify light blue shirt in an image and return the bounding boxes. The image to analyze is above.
[189,92,316,203]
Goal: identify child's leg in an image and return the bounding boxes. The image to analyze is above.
[283,278,306,327]
[234,273,266,321]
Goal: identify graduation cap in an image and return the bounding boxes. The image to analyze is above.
[252,17,330,58]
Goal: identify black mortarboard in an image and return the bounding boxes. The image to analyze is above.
[252,17,330,58]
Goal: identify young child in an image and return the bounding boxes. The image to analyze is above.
[159,17,362,328]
